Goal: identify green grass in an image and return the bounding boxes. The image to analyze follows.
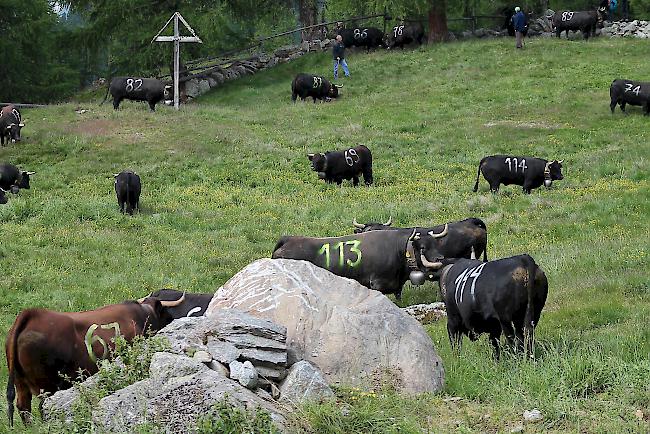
[1,37,649,433]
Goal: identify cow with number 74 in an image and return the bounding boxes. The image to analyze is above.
[610,79,650,116]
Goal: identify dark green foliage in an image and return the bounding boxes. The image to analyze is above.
[0,0,80,102]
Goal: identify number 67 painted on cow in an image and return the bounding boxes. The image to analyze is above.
[84,322,121,363]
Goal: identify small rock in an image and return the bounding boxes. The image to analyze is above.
[193,350,212,363]
[278,361,334,405]
[207,360,229,377]
[634,409,644,420]
[523,408,543,422]
[510,424,524,433]
[230,360,258,389]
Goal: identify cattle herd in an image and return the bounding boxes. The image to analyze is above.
[1,12,649,428]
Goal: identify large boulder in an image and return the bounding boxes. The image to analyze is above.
[207,259,445,394]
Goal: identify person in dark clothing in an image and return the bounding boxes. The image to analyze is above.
[332,35,350,79]
[512,7,527,49]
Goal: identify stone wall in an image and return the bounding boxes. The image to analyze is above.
[182,39,333,101]
[601,20,650,38]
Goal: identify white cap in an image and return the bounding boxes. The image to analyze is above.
[515,6,521,12]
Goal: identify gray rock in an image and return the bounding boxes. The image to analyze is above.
[210,71,225,84]
[157,316,209,354]
[279,361,334,406]
[402,302,447,324]
[207,360,229,377]
[523,408,543,422]
[206,337,241,364]
[255,365,288,382]
[198,79,210,95]
[207,77,217,88]
[229,360,259,389]
[150,352,208,384]
[208,259,445,394]
[42,375,100,422]
[193,350,212,363]
[184,79,200,99]
[239,347,287,367]
[301,40,310,51]
[510,424,525,433]
[94,370,285,433]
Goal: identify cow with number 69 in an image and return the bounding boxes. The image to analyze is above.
[610,79,650,116]
[308,145,373,186]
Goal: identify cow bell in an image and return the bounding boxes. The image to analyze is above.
[544,179,553,188]
[409,270,426,286]
[317,171,327,179]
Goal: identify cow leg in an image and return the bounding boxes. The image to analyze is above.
[15,381,32,426]
[113,97,121,110]
[620,101,627,113]
[522,182,532,194]
[489,182,500,193]
[610,98,617,113]
[555,28,560,38]
[363,167,373,186]
[291,92,297,103]
[352,176,359,187]
[489,332,501,360]
[514,322,525,354]
[447,324,463,354]
[148,101,156,112]
[644,102,650,116]
[500,321,517,354]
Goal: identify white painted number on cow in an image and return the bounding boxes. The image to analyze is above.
[505,157,527,173]
[354,28,368,39]
[186,306,202,317]
[312,76,323,89]
[344,149,359,166]
[318,240,362,269]
[84,322,121,363]
[453,263,487,305]
[11,109,21,122]
[561,11,574,21]
[125,78,143,92]
[624,83,641,96]
[393,26,404,37]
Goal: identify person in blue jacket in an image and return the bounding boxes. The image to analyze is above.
[512,7,527,49]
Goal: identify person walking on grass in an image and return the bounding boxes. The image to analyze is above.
[512,6,527,49]
[333,35,350,79]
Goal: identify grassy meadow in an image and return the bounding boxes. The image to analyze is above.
[0,37,649,432]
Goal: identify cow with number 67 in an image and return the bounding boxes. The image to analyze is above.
[610,79,650,116]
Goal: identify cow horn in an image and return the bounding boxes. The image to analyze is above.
[160,291,186,307]
[334,84,343,88]
[383,216,392,226]
[25,171,36,176]
[419,251,443,270]
[471,247,477,260]
[558,160,563,164]
[6,126,10,130]
[137,292,153,303]
[113,173,119,178]
[428,223,448,239]
[352,217,365,229]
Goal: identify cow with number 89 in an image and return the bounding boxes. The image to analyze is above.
[610,79,650,115]
[473,155,564,194]
[308,145,373,186]
[102,77,171,111]
[291,73,341,103]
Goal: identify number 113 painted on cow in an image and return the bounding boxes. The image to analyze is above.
[318,240,362,268]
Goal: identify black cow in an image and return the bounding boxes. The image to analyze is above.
[552,7,606,40]
[114,170,141,215]
[291,74,342,103]
[352,217,488,262]
[0,188,7,205]
[0,164,34,191]
[146,289,213,319]
[102,77,171,111]
[385,23,425,49]
[610,79,650,115]
[473,155,564,194]
[435,254,548,359]
[272,225,451,299]
[336,27,384,51]
[0,106,24,145]
[308,145,373,186]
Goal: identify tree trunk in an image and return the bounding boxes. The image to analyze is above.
[428,0,448,43]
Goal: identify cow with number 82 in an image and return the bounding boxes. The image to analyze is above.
[610,79,650,115]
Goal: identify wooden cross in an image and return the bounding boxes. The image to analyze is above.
[152,12,202,110]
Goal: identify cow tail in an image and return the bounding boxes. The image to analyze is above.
[523,255,537,358]
[100,80,111,106]
[473,158,485,192]
[6,311,30,427]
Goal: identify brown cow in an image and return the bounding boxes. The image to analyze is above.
[5,294,185,426]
